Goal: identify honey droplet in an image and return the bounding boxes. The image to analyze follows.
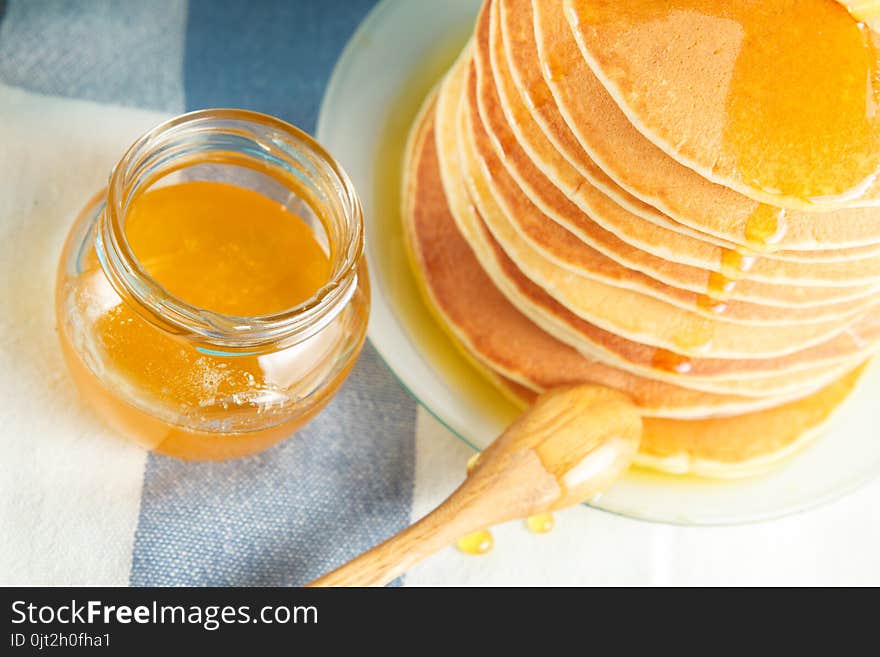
[672,317,714,355]
[466,452,481,474]
[720,248,758,280]
[698,270,738,315]
[697,294,729,314]
[701,248,763,317]
[525,513,554,534]
[654,316,713,373]
[456,529,494,556]
[744,205,788,250]
[651,348,693,374]
[707,271,737,299]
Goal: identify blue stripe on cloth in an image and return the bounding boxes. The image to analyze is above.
[130,343,417,586]
[182,0,376,132]
[134,0,418,587]
[0,0,185,112]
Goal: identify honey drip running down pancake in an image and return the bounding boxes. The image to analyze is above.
[401,0,880,477]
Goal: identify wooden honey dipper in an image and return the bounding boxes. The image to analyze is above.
[309,385,642,586]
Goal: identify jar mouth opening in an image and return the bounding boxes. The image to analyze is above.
[99,109,364,352]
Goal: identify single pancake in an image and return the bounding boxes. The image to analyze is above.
[564,0,880,210]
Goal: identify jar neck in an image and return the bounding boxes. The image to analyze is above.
[95,109,364,354]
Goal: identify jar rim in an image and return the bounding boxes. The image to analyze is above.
[99,108,365,352]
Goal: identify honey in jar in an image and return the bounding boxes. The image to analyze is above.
[55,110,370,460]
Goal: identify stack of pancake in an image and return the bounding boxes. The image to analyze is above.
[402,0,880,477]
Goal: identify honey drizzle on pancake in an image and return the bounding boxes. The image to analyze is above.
[651,349,695,374]
[745,205,788,249]
[689,206,787,365]
[654,313,714,374]
[534,9,816,378]
[565,0,880,206]
[652,312,712,370]
[721,249,759,277]
[698,247,758,310]
[697,207,787,311]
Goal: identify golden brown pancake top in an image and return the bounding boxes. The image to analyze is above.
[564,0,880,209]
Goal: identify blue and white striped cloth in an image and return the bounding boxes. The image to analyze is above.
[2,0,879,586]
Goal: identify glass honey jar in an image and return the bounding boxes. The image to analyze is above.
[55,110,370,460]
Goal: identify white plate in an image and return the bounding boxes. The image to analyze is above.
[317,0,880,525]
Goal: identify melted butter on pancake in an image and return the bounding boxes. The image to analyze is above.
[565,0,880,207]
